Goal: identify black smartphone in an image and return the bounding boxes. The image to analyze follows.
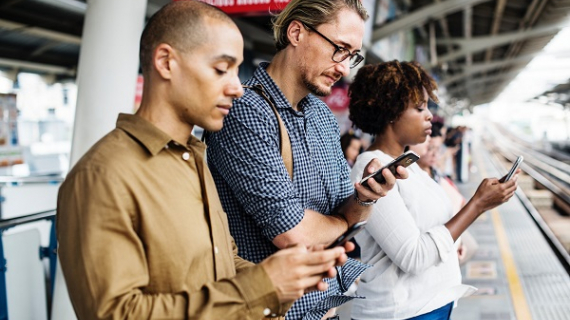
[326,221,367,249]
[499,155,523,183]
[360,150,420,188]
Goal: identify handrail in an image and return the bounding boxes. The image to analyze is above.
[0,173,64,186]
[0,210,56,231]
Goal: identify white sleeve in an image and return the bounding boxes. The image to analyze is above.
[351,153,455,275]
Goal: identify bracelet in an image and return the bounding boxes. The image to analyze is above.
[354,191,377,207]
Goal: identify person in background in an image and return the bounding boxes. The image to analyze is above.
[56,2,352,319]
[205,1,407,319]
[347,60,519,320]
[340,130,363,168]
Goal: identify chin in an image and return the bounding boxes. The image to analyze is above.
[201,121,224,133]
[303,78,331,97]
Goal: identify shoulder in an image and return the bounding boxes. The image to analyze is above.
[229,87,276,122]
[68,129,146,180]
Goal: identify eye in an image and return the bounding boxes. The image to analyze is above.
[215,68,227,75]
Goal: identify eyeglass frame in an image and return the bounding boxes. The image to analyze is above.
[302,23,364,69]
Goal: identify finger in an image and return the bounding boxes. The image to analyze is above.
[343,241,355,253]
[297,273,329,291]
[381,168,397,185]
[364,158,383,175]
[308,244,325,252]
[395,166,409,180]
[335,252,348,267]
[301,248,345,267]
[323,266,338,278]
[355,180,385,199]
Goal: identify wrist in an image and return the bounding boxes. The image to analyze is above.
[353,191,377,207]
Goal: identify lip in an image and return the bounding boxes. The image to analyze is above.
[324,75,339,85]
[217,105,231,115]
[425,126,432,135]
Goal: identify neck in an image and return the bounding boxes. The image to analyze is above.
[266,52,309,111]
[368,128,406,158]
[136,90,193,145]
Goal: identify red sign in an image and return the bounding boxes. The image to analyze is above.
[323,86,350,112]
[177,0,291,15]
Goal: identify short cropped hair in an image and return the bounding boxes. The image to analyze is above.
[139,0,233,74]
[348,60,439,135]
[272,0,368,52]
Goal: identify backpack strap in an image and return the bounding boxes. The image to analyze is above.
[243,84,293,180]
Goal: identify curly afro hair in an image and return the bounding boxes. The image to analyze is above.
[348,60,438,135]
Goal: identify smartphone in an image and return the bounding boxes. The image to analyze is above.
[360,150,420,188]
[499,155,523,183]
[326,221,367,249]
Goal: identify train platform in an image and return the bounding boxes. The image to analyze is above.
[450,141,570,320]
[338,139,570,320]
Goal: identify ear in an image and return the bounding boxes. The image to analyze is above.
[153,43,176,80]
[287,20,305,47]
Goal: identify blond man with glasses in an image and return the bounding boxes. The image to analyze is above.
[206,1,407,319]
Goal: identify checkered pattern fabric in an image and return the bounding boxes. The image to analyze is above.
[206,63,368,320]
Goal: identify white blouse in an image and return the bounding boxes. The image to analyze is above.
[350,150,475,320]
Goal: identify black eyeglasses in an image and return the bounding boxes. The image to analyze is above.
[303,23,364,69]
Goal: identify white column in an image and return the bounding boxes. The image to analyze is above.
[53,1,147,319]
[69,0,147,167]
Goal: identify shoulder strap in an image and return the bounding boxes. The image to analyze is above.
[243,84,293,180]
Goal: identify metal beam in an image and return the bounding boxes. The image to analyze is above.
[0,57,75,75]
[441,53,537,85]
[448,70,519,94]
[435,21,566,65]
[371,0,491,41]
[0,19,81,45]
[484,0,508,61]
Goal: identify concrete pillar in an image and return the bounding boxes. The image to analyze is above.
[53,1,147,319]
[69,0,147,167]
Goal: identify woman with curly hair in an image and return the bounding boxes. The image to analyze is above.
[347,60,519,320]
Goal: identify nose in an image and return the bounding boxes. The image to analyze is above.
[334,58,351,78]
[426,108,433,121]
[227,74,244,99]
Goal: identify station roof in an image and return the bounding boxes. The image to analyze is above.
[0,0,568,107]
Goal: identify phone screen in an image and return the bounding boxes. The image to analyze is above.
[499,155,523,183]
[360,150,420,187]
[326,221,367,249]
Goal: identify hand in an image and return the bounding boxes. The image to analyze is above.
[457,243,467,262]
[471,172,519,213]
[260,244,347,303]
[354,159,409,202]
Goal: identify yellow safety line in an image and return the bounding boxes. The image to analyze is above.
[476,150,533,320]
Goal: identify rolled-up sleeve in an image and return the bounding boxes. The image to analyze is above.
[207,97,304,241]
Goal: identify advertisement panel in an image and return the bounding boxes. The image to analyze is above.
[180,0,291,15]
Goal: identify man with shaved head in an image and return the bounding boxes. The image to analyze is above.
[56,1,351,319]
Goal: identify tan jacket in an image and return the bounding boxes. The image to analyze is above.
[57,114,283,320]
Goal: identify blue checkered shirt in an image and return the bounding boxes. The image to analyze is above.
[206,63,368,320]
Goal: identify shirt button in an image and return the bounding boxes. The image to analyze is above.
[263,308,271,316]
[214,246,219,254]
[182,152,190,160]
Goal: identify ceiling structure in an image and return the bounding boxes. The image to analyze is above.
[0,0,569,107]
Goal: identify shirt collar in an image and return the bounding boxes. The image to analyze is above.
[116,113,174,156]
[253,62,314,113]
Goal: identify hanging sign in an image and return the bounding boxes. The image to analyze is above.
[176,0,291,15]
